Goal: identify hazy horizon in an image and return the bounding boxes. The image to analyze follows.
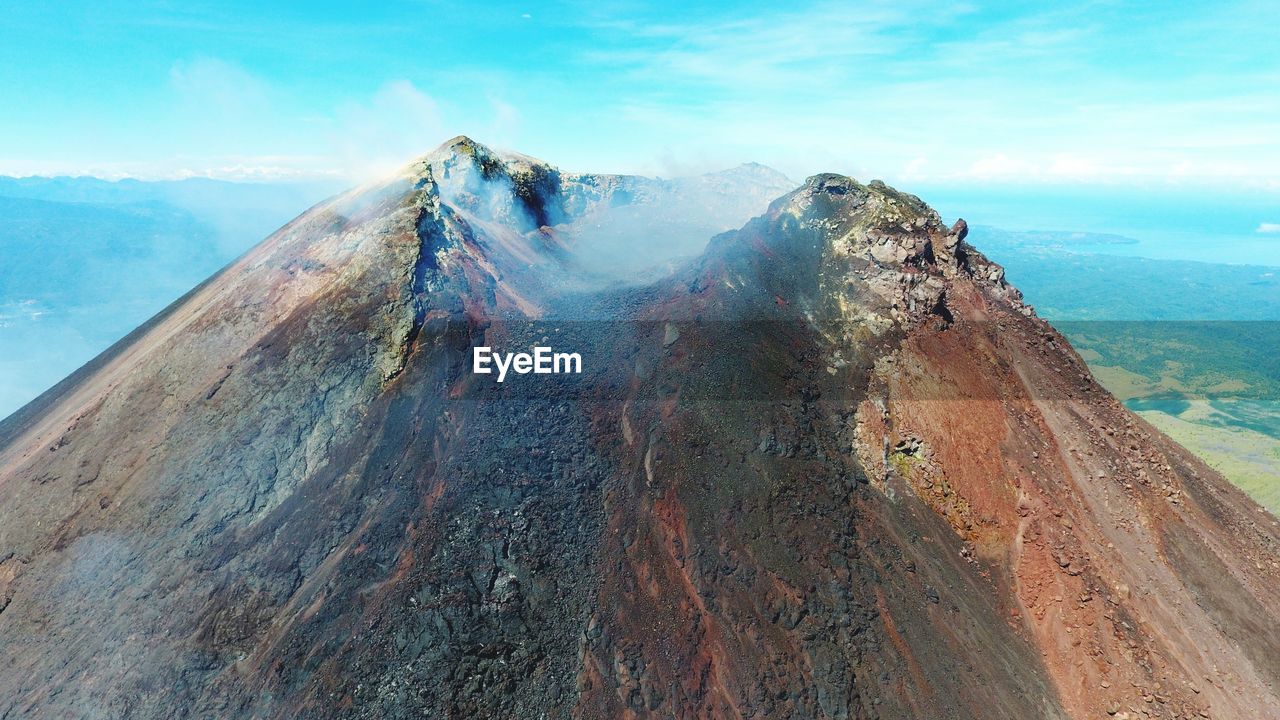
[5,152,1277,268]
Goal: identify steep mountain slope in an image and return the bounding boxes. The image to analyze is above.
[0,176,341,420]
[0,138,1276,719]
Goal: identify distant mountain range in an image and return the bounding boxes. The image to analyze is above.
[0,175,342,254]
[0,175,343,418]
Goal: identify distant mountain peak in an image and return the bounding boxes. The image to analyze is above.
[715,160,795,185]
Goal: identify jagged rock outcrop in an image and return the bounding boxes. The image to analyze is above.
[0,138,1276,719]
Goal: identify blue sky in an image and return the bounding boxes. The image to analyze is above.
[1,0,1278,195]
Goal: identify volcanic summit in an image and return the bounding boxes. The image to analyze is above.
[0,137,1276,719]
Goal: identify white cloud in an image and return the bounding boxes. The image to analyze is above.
[485,96,521,147]
[0,155,341,182]
[329,80,448,180]
[169,57,272,121]
[7,3,1279,188]
[569,3,1280,188]
[1,71,527,182]
[901,156,929,179]
[584,1,973,93]
[966,154,1035,179]
[326,81,525,181]
[1046,154,1101,178]
[1258,223,1280,233]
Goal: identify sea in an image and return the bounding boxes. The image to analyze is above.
[915,184,1280,267]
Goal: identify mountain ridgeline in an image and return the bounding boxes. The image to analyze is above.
[0,137,1276,719]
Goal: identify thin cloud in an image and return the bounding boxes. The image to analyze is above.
[329,80,448,180]
[169,57,272,120]
[563,2,1280,187]
[4,3,1277,188]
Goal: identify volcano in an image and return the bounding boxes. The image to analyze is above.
[0,137,1276,719]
